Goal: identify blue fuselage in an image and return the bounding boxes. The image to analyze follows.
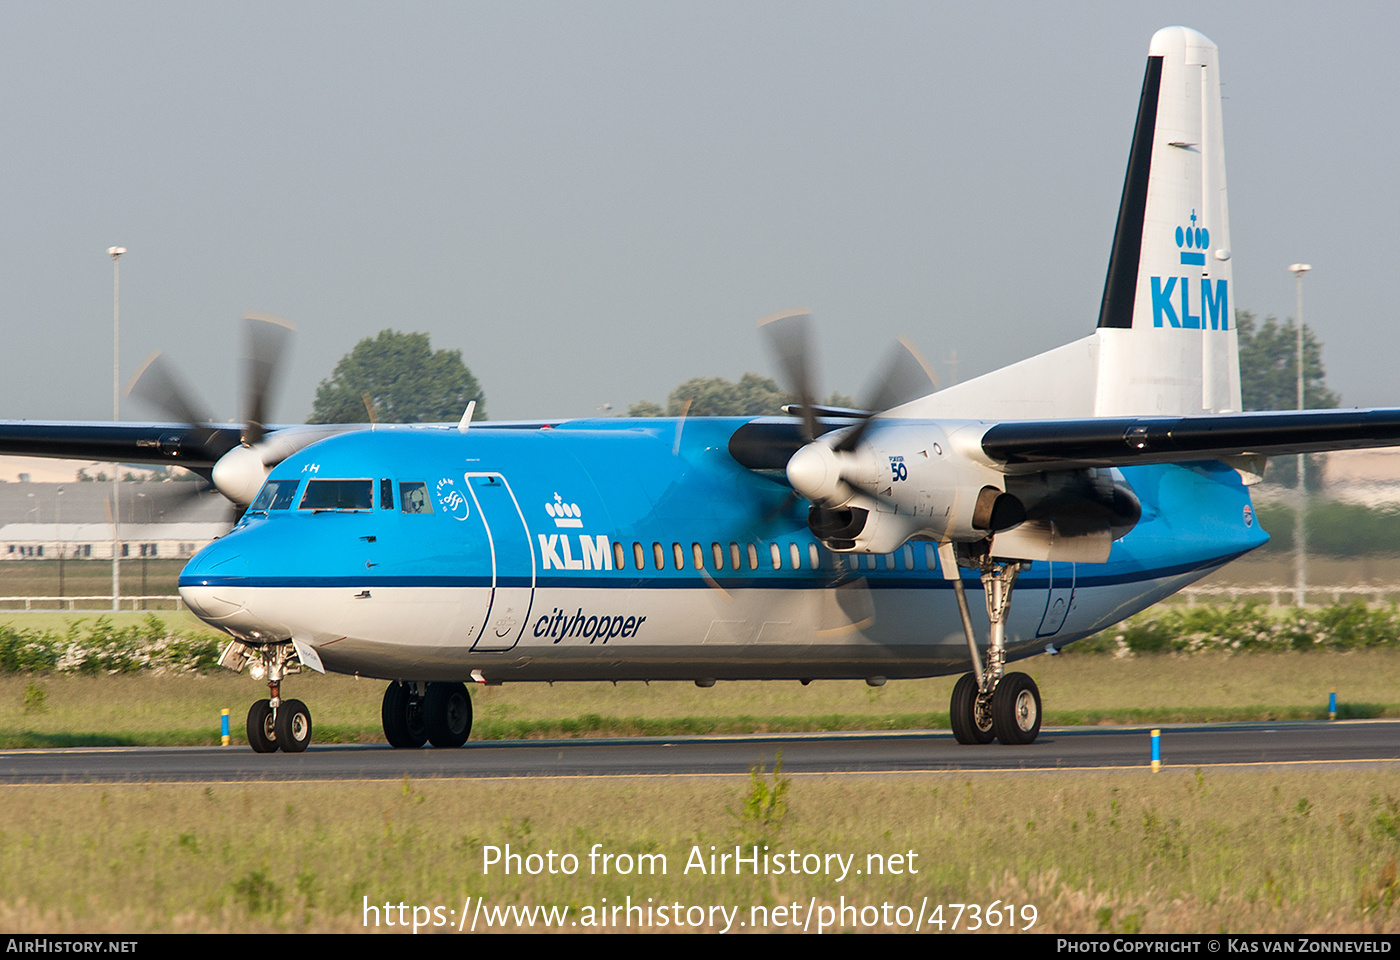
[178,418,1268,683]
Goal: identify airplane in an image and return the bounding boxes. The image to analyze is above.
[4,25,1399,753]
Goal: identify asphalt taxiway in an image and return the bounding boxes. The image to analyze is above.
[2,720,1398,783]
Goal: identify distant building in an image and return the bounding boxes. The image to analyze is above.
[1322,449,1400,507]
[0,481,228,561]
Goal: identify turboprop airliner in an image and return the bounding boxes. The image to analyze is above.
[4,27,1398,753]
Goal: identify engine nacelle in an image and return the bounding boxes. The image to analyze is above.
[791,422,1023,553]
[209,425,349,504]
[788,421,1141,559]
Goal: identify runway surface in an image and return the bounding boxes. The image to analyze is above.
[2,720,1399,783]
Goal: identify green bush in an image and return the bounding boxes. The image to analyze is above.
[0,615,222,674]
[1076,601,1400,656]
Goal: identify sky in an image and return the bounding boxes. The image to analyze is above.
[0,1,1394,425]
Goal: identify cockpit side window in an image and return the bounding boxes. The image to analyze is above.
[399,481,433,514]
[380,478,394,510]
[299,479,373,511]
[249,479,300,512]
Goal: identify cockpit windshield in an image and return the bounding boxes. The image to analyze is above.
[299,479,373,511]
[248,479,300,512]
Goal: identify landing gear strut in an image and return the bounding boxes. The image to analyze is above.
[948,555,1043,745]
[231,641,313,753]
[382,681,473,748]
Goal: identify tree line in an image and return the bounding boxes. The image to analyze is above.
[309,310,1335,433]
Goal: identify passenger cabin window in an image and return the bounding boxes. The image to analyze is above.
[299,479,372,511]
[399,482,432,514]
[249,479,299,512]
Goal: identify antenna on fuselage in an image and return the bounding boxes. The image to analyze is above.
[457,400,476,434]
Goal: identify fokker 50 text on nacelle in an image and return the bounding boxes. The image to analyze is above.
[4,27,1397,752]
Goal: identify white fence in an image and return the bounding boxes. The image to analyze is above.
[1176,585,1400,607]
[0,595,185,611]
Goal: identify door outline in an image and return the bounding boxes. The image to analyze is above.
[1036,561,1075,638]
[464,473,536,652]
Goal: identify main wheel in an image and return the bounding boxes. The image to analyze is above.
[275,698,313,753]
[424,682,473,748]
[247,699,278,753]
[949,673,995,744]
[382,682,428,748]
[990,672,1041,745]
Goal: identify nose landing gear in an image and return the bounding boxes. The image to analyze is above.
[222,639,314,753]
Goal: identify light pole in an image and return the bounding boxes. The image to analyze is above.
[1289,262,1311,607]
[109,246,126,611]
[56,486,64,600]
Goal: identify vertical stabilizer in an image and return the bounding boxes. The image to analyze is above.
[888,27,1239,425]
[1094,26,1239,417]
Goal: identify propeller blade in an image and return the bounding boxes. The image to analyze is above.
[126,352,223,454]
[127,352,213,427]
[833,335,938,453]
[130,479,216,521]
[127,477,239,529]
[241,313,294,447]
[758,307,818,442]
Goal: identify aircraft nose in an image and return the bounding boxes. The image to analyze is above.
[180,586,244,623]
[178,541,250,624]
[181,537,246,579]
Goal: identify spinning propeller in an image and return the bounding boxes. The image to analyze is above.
[128,314,296,510]
[755,308,937,531]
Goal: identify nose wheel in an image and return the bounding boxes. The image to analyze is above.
[383,681,473,748]
[232,641,314,753]
[247,699,277,753]
[245,695,313,753]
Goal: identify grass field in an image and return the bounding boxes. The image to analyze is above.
[6,770,1400,932]
[5,619,1400,932]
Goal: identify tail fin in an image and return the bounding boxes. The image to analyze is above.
[1093,26,1239,416]
[896,27,1239,423]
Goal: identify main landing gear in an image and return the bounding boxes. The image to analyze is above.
[947,556,1043,746]
[382,681,473,748]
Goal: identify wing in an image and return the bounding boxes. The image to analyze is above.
[0,420,244,476]
[979,409,1400,471]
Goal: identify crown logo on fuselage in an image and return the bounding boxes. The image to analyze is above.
[546,493,583,528]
